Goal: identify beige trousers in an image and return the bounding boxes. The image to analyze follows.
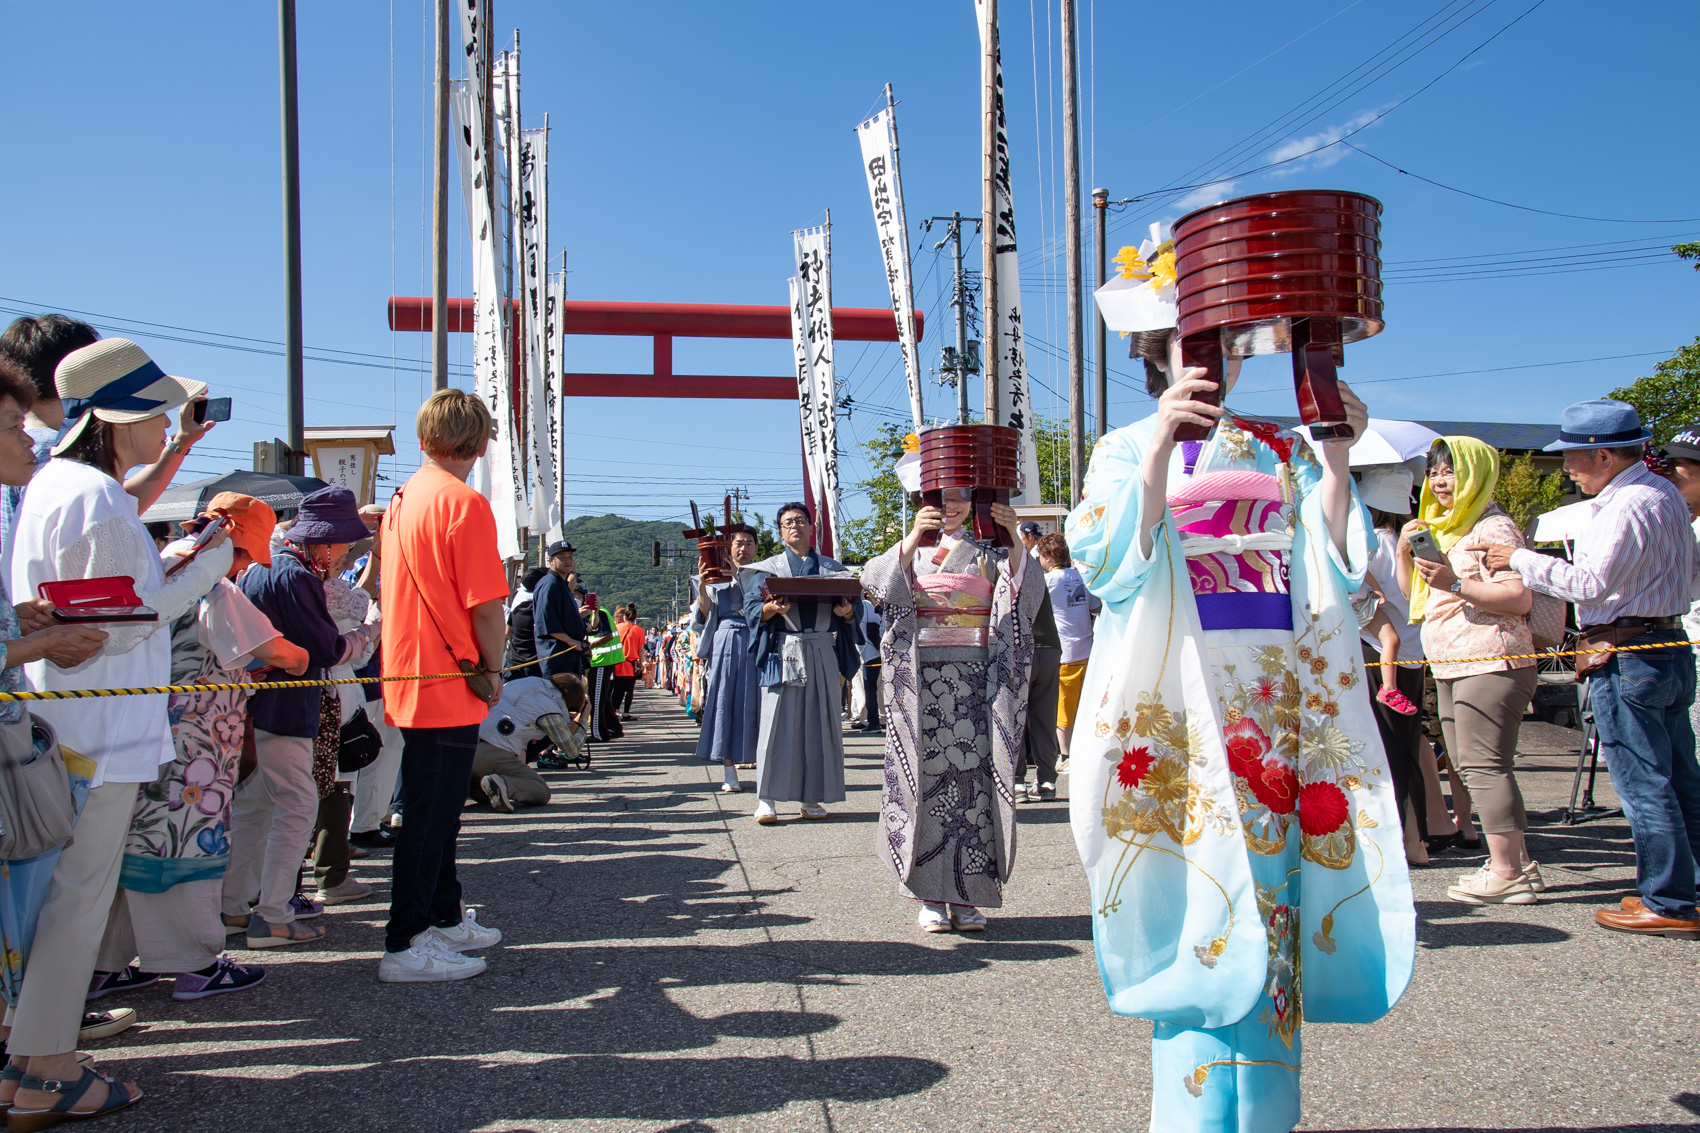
[470,742,551,807]
[4,783,133,1057]
[96,880,225,975]
[1435,666,1538,835]
[221,730,316,925]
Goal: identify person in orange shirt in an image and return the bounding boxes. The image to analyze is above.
[378,390,512,983]
[613,605,645,721]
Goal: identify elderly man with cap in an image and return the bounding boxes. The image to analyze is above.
[93,493,309,1004]
[533,540,588,682]
[1483,400,1700,938]
[223,486,377,950]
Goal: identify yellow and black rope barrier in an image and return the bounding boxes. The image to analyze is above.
[0,657,545,703]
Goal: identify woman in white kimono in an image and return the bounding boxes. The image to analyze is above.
[861,489,1042,931]
[1066,327,1415,1132]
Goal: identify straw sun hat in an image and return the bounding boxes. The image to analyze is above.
[51,338,206,457]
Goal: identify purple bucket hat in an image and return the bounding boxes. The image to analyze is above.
[285,486,370,545]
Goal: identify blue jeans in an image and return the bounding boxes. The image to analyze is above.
[1590,630,1700,919]
[384,724,479,953]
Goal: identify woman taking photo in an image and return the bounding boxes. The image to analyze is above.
[1397,437,1540,905]
[7,339,231,1125]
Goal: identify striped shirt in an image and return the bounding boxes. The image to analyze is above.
[1510,461,1697,628]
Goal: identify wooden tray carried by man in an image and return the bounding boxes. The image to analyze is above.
[760,576,864,601]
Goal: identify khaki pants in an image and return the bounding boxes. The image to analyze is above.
[96,880,225,975]
[470,742,552,807]
[4,782,133,1056]
[221,730,316,925]
[1436,666,1538,835]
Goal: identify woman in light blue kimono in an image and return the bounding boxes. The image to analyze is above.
[1065,331,1415,1133]
[693,528,761,792]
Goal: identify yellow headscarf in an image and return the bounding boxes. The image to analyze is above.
[1408,436,1500,622]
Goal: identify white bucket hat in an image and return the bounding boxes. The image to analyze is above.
[52,339,205,457]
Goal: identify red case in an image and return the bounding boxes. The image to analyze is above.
[40,577,159,624]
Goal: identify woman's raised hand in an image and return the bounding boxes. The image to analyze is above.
[1152,371,1224,450]
[900,505,944,565]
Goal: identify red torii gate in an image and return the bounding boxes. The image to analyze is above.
[386,297,925,555]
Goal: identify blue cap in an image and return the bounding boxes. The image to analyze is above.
[1543,399,1652,452]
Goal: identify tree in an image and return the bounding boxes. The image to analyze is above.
[1493,452,1568,539]
[1675,241,1700,269]
[1031,413,1096,508]
[1608,336,1700,445]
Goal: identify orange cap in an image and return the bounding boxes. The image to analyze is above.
[204,492,277,567]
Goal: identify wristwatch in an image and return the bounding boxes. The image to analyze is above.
[1448,578,1464,594]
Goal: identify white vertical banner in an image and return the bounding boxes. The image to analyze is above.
[493,48,534,536]
[452,5,524,559]
[856,104,924,431]
[520,121,556,538]
[548,269,567,540]
[973,0,1042,505]
[788,275,828,543]
[792,224,839,557]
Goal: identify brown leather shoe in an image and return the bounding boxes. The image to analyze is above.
[1594,904,1700,939]
[1620,895,1646,912]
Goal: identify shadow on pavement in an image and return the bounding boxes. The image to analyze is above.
[1414,901,1573,947]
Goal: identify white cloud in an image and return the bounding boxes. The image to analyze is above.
[1266,107,1387,177]
[1169,180,1238,215]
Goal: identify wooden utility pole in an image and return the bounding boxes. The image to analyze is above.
[981,0,999,424]
[1061,0,1084,504]
[278,0,304,473]
[430,0,449,392]
[1093,187,1109,435]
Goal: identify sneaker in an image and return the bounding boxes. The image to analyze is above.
[245,915,327,949]
[78,1009,138,1042]
[482,774,516,813]
[950,905,989,931]
[800,803,830,820]
[1012,782,1031,803]
[315,878,374,905]
[754,800,779,825]
[378,934,487,983]
[536,752,573,771]
[86,965,159,1001]
[431,909,502,952]
[171,956,266,1001]
[1037,782,1058,801]
[1447,867,1537,905]
[350,828,397,848]
[1524,861,1546,893]
[918,902,952,933]
[289,894,324,920]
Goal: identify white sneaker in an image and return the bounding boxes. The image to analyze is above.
[754,800,778,825]
[918,902,952,933]
[482,774,516,813]
[315,878,373,905]
[431,908,502,952]
[378,933,487,982]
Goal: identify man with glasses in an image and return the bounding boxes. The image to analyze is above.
[740,502,862,825]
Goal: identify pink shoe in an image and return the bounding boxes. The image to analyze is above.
[1377,685,1418,715]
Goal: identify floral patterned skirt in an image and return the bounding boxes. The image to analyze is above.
[1150,630,1303,1133]
[897,655,1002,909]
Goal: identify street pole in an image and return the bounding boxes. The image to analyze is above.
[1093,187,1108,436]
[1061,0,1084,505]
[278,0,304,473]
[981,0,999,425]
[951,212,969,425]
[430,0,449,392]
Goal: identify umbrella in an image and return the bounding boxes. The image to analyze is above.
[142,470,328,523]
[1294,418,1443,468]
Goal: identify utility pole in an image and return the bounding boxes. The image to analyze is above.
[981,0,999,425]
[1061,0,1084,504]
[278,0,304,473]
[1093,187,1108,436]
[430,0,449,392]
[926,213,982,425]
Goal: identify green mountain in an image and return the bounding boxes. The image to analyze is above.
[560,514,699,628]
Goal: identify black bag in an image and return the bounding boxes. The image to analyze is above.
[337,705,384,774]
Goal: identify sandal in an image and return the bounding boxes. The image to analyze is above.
[1,1058,96,1115]
[1375,686,1418,715]
[8,1067,142,1130]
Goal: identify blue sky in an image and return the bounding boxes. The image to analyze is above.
[2,0,1695,529]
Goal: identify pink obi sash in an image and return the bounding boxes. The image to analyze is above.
[1168,472,1292,631]
[914,572,994,648]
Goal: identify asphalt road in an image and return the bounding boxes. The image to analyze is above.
[86,689,1698,1132]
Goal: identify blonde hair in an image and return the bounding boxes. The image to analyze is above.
[415,388,494,461]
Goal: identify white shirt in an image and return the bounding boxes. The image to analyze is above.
[1359,528,1424,660]
[1045,565,1099,663]
[480,676,574,757]
[12,459,229,785]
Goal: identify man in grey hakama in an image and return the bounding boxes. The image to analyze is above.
[740,503,861,824]
[693,529,761,792]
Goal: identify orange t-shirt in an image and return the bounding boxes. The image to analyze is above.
[616,622,645,677]
[381,465,513,729]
